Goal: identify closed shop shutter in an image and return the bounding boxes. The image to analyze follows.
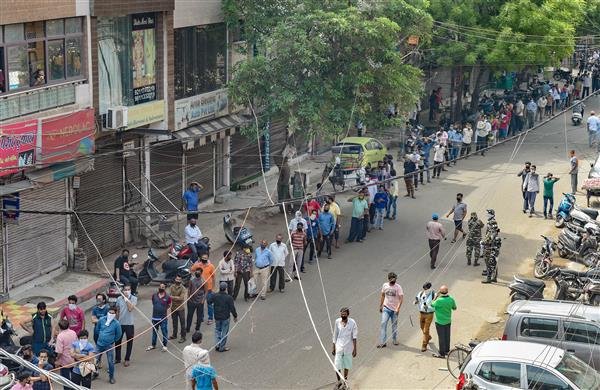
[123,138,143,242]
[150,143,183,212]
[230,132,262,183]
[76,151,124,264]
[7,180,67,289]
[185,144,214,202]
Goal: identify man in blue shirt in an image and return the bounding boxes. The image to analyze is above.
[183,182,203,220]
[305,210,320,263]
[94,306,122,384]
[189,363,218,390]
[526,98,537,129]
[318,205,335,258]
[373,185,389,230]
[254,241,273,300]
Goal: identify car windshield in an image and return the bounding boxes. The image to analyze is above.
[332,143,362,155]
[554,353,600,390]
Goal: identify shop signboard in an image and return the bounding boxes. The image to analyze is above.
[0,119,38,177]
[40,108,95,164]
[132,13,157,105]
[126,99,165,130]
[174,89,229,130]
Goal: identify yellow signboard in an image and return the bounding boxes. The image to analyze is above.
[126,100,165,130]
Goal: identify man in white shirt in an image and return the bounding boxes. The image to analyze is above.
[288,211,308,233]
[536,96,547,121]
[332,307,357,388]
[268,234,289,292]
[582,72,592,98]
[185,218,205,262]
[587,111,600,150]
[182,331,210,390]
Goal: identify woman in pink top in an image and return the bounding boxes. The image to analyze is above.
[58,295,85,335]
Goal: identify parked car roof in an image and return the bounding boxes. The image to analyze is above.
[472,340,564,367]
[337,137,377,144]
[506,300,600,322]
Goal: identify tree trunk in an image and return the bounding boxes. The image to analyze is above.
[470,64,486,113]
[449,66,456,124]
[453,66,464,123]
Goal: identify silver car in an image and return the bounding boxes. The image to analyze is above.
[503,300,600,370]
[457,340,600,390]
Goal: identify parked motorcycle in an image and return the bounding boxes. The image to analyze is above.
[533,235,557,279]
[223,214,254,248]
[555,193,598,228]
[0,314,25,372]
[138,249,191,286]
[557,225,600,267]
[553,68,573,82]
[168,236,210,260]
[508,274,546,301]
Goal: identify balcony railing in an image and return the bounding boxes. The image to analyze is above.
[0,80,86,122]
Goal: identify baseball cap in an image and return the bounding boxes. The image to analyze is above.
[219,282,228,291]
[432,213,439,220]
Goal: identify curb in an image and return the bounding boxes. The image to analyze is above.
[48,278,109,310]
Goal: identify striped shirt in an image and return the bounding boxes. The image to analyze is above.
[290,231,306,250]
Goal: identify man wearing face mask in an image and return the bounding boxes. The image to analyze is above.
[91,294,109,368]
[305,210,321,263]
[332,307,357,388]
[254,240,273,300]
[523,164,540,217]
[115,284,137,367]
[290,223,308,278]
[517,162,531,212]
[57,295,85,336]
[233,247,253,301]
[185,218,207,263]
[269,234,289,293]
[414,282,435,352]
[446,193,467,243]
[218,251,235,296]
[54,319,77,387]
[318,204,335,258]
[170,275,187,343]
[346,192,369,243]
[31,349,53,390]
[147,284,172,352]
[70,330,96,388]
[187,271,206,332]
[191,254,216,325]
[93,307,122,384]
[377,272,403,348]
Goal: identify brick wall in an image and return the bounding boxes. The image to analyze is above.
[0,0,76,24]
[92,0,173,16]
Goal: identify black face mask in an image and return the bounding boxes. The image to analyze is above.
[341,315,348,321]
[297,228,302,232]
[457,198,461,202]
[389,280,396,285]
[175,281,181,285]
[158,288,165,293]
[190,223,196,227]
[195,272,202,278]
[276,240,281,244]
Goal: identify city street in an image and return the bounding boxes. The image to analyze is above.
[93,95,599,390]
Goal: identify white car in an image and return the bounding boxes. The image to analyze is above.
[457,340,600,390]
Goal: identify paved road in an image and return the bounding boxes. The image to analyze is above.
[91,94,599,390]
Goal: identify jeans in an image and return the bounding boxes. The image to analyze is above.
[320,234,333,257]
[435,323,452,357]
[374,208,385,229]
[186,301,204,331]
[423,159,431,182]
[96,343,115,380]
[119,274,138,294]
[543,196,554,217]
[307,237,317,262]
[59,367,73,390]
[571,173,578,194]
[151,319,168,348]
[429,239,440,267]
[347,217,362,242]
[450,145,459,161]
[188,241,208,263]
[462,143,471,157]
[233,271,250,300]
[525,191,537,212]
[589,131,596,148]
[205,291,214,320]
[379,307,398,344]
[527,111,535,129]
[215,319,231,351]
[270,266,285,291]
[386,196,397,219]
[172,309,186,338]
[115,324,134,362]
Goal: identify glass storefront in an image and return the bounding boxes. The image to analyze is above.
[0,18,85,94]
[174,23,226,100]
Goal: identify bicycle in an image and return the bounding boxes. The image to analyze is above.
[446,340,479,379]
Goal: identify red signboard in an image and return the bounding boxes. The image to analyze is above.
[40,109,96,164]
[0,120,38,178]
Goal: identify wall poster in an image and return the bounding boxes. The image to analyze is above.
[131,13,157,105]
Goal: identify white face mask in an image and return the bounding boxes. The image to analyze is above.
[107,313,116,322]
[123,290,131,298]
[68,304,76,311]
[79,339,87,350]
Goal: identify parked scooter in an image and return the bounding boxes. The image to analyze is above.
[223,214,254,248]
[0,364,15,390]
[168,236,210,260]
[508,267,591,302]
[557,224,600,267]
[0,314,25,372]
[508,274,546,301]
[555,193,598,228]
[533,235,557,279]
[138,249,191,286]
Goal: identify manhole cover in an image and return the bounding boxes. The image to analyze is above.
[15,296,54,306]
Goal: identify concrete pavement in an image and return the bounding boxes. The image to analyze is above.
[83,93,600,389]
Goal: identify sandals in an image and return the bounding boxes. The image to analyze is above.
[145,346,155,351]
[376,344,387,348]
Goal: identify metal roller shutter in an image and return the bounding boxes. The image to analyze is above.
[123,138,143,242]
[7,180,67,289]
[150,143,183,212]
[186,144,214,202]
[76,151,124,264]
[230,132,262,183]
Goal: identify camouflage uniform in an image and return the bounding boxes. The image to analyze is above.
[481,219,500,283]
[466,215,484,265]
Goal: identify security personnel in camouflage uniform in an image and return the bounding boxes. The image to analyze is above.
[466,212,484,266]
[481,209,500,283]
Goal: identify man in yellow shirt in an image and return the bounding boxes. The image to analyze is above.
[325,196,342,248]
[386,169,399,220]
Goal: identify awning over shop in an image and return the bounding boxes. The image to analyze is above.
[173,114,247,146]
[26,159,95,184]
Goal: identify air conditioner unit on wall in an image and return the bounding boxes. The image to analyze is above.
[106,106,129,130]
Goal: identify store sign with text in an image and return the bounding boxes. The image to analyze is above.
[40,109,95,164]
[0,120,38,177]
[126,100,165,130]
[131,13,157,105]
[174,90,229,130]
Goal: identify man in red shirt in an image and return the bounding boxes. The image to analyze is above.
[57,295,85,336]
[290,222,307,279]
[302,198,321,217]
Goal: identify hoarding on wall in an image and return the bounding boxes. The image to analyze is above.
[175,89,229,130]
[40,108,95,164]
[0,119,38,178]
[126,99,165,130]
[132,13,157,105]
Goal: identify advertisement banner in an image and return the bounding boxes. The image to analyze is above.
[0,119,38,177]
[175,90,229,130]
[126,100,165,130]
[40,109,95,164]
[132,13,157,105]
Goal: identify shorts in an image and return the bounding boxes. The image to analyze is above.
[454,220,463,230]
[335,352,353,370]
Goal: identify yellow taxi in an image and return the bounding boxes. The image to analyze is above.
[331,137,388,172]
